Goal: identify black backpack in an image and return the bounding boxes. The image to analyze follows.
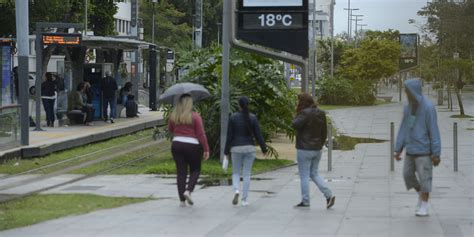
[125,95,138,118]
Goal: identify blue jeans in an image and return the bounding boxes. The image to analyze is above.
[232,151,256,201]
[42,98,55,125]
[297,149,332,205]
[103,96,116,119]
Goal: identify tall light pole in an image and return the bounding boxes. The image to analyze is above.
[84,0,88,35]
[15,0,29,145]
[217,22,222,46]
[352,14,363,44]
[330,0,335,78]
[344,6,359,41]
[151,0,158,44]
[311,0,317,97]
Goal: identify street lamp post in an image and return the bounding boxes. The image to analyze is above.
[351,14,363,45]
[344,6,359,41]
[217,22,222,46]
[151,0,158,44]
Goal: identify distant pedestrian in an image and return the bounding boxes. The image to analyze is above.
[293,93,335,209]
[395,78,441,217]
[101,71,118,123]
[168,94,209,207]
[224,96,267,206]
[41,72,57,127]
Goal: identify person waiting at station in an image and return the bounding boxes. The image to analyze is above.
[118,81,132,106]
[101,71,118,123]
[41,72,57,127]
[69,82,95,126]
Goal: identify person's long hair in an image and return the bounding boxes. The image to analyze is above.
[169,94,193,125]
[296,93,316,113]
[239,96,253,136]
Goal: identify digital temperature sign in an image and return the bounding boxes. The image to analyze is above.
[42,33,82,46]
[237,0,308,58]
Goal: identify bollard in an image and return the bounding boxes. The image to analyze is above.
[328,122,333,171]
[390,122,395,171]
[454,122,458,172]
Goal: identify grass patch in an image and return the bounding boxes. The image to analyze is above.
[450,114,474,118]
[468,128,474,131]
[334,135,386,151]
[319,105,354,110]
[0,194,150,231]
[146,158,294,178]
[71,141,171,175]
[0,129,154,175]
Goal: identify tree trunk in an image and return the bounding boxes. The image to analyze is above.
[70,46,87,89]
[455,88,465,116]
[41,45,56,80]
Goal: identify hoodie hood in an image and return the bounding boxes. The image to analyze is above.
[404,78,423,103]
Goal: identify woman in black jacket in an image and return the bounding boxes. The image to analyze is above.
[224,96,267,206]
[41,73,57,127]
[292,93,335,208]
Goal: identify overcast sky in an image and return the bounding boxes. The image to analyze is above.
[333,0,430,35]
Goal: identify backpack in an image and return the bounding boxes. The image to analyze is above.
[125,95,138,118]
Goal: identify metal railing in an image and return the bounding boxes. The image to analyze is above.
[0,104,22,150]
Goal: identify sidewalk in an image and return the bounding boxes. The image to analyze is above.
[0,89,472,237]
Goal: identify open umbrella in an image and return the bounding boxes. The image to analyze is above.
[158,82,210,104]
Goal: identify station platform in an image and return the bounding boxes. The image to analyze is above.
[0,106,165,160]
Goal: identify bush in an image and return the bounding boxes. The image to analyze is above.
[318,77,376,106]
[317,76,353,105]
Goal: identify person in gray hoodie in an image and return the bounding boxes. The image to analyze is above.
[395,78,441,217]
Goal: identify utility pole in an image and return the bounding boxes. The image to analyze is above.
[330,0,335,78]
[311,0,317,97]
[152,0,158,44]
[344,4,359,41]
[220,0,231,161]
[84,0,88,35]
[352,14,363,45]
[345,0,350,40]
[217,22,222,46]
[15,0,29,145]
[195,0,203,48]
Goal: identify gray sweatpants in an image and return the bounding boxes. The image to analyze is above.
[403,155,433,193]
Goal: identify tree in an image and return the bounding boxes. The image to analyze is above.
[340,37,400,82]
[0,0,16,37]
[317,38,349,77]
[140,0,192,51]
[418,0,474,115]
[174,46,297,159]
[167,0,222,47]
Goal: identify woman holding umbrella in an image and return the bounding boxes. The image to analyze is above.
[168,93,209,207]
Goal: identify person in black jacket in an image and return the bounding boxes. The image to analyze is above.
[292,93,335,209]
[224,96,267,206]
[41,72,57,127]
[101,71,118,123]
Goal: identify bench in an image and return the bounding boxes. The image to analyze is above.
[66,110,86,125]
[376,95,393,103]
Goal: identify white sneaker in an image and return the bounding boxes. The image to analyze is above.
[415,204,429,217]
[416,198,422,212]
[179,201,186,207]
[241,200,249,206]
[183,191,194,205]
